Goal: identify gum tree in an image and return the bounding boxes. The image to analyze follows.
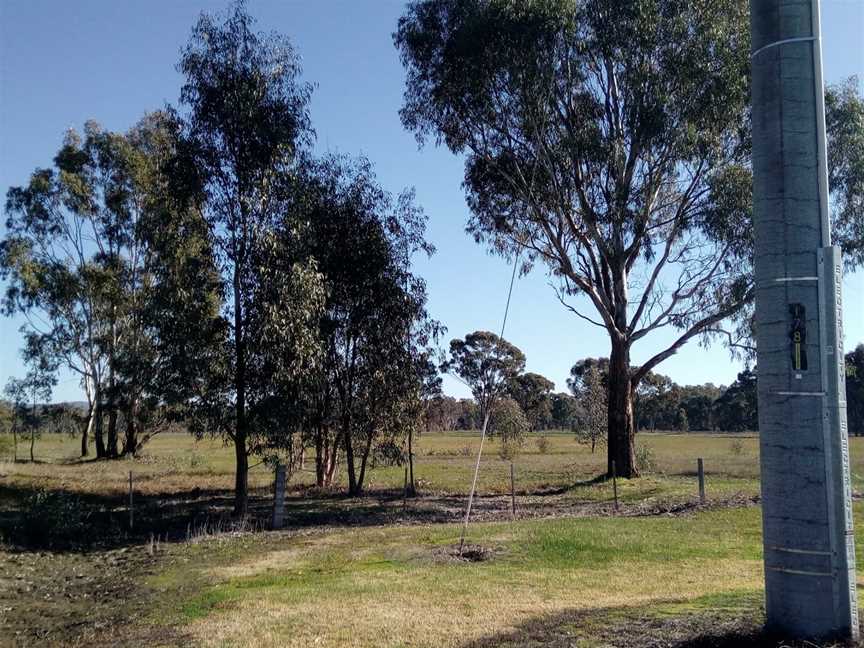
[445,331,526,424]
[397,0,757,476]
[177,1,315,514]
[395,2,864,478]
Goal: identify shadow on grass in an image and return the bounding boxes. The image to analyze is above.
[0,481,272,553]
[458,592,858,648]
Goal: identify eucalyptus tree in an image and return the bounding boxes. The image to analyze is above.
[3,114,195,458]
[19,338,57,462]
[3,378,26,462]
[396,2,864,477]
[396,0,755,477]
[576,365,607,454]
[825,78,864,269]
[2,122,124,458]
[445,331,526,424]
[508,372,554,430]
[293,155,438,495]
[177,1,315,514]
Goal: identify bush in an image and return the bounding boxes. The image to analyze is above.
[729,438,744,456]
[535,435,550,454]
[15,490,93,548]
[635,443,656,474]
[498,438,522,462]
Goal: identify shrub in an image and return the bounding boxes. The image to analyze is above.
[729,438,745,456]
[535,435,550,454]
[635,443,656,474]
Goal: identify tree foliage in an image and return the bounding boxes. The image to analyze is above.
[847,345,864,437]
[826,78,864,269]
[288,155,439,495]
[507,372,554,430]
[396,0,756,477]
[574,364,607,453]
[444,330,525,422]
[176,0,321,514]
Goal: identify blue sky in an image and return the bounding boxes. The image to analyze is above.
[1,0,862,402]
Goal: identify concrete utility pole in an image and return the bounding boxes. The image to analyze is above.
[749,0,858,640]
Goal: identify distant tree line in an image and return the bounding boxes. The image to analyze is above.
[424,343,864,437]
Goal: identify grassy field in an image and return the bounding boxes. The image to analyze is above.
[1,430,862,647]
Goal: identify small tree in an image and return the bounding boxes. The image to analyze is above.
[576,365,607,454]
[444,331,525,424]
[3,378,26,462]
[488,397,529,462]
[16,340,57,462]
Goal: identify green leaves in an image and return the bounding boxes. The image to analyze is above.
[445,330,526,416]
[825,78,864,269]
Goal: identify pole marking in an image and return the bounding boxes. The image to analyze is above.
[772,391,826,397]
[751,35,817,59]
[766,546,831,556]
[766,566,833,577]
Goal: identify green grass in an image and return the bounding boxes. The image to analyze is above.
[3,430,864,647]
[159,505,768,647]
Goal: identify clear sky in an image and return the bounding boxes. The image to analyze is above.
[1,0,862,402]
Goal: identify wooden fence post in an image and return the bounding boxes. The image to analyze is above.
[697,457,705,504]
[271,464,287,530]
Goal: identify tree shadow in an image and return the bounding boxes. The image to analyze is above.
[0,481,274,553]
[457,598,858,648]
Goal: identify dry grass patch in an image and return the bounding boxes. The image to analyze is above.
[178,508,766,648]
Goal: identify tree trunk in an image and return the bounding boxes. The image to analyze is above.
[106,408,118,458]
[407,426,416,497]
[29,400,37,462]
[325,441,339,486]
[12,423,18,462]
[234,431,248,516]
[94,400,106,459]
[81,408,92,457]
[122,405,137,457]
[607,339,637,478]
[315,425,326,487]
[345,424,358,495]
[354,430,375,496]
[232,267,248,517]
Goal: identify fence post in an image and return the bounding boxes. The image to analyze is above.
[271,464,287,530]
[697,457,705,504]
[612,460,619,513]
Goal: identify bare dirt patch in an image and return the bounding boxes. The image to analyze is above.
[432,543,501,563]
